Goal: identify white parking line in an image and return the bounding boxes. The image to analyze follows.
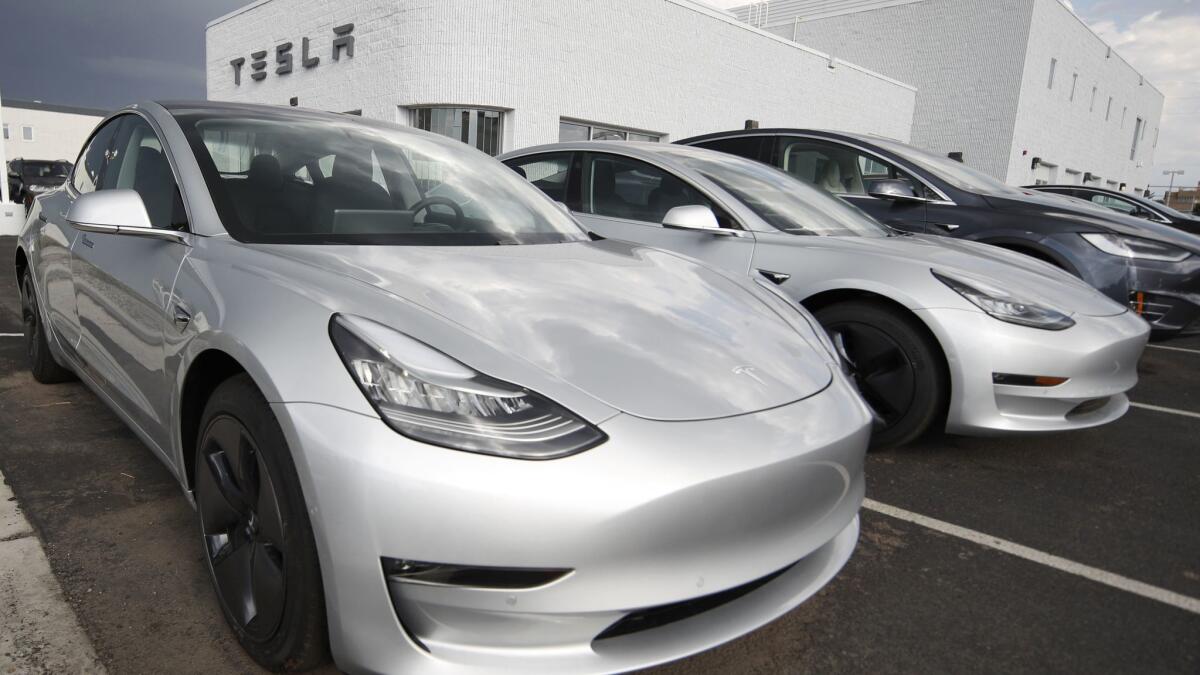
[1148,344,1200,356]
[862,499,1200,616]
[1130,402,1200,420]
[0,333,22,338]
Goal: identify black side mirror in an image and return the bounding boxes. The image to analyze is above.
[867,179,928,204]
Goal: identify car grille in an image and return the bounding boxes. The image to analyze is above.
[593,563,794,642]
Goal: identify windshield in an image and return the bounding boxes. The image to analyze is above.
[866,137,1022,196]
[1133,193,1195,219]
[174,109,589,245]
[21,161,71,180]
[667,149,890,237]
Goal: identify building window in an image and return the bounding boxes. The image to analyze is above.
[1090,86,1097,112]
[1047,58,1057,89]
[1131,116,1143,160]
[409,107,504,156]
[1121,106,1127,128]
[559,119,661,143]
[21,125,34,141]
[1,123,7,140]
[1069,73,1078,101]
[1106,97,1113,121]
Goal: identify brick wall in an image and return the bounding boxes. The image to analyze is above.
[205,0,917,152]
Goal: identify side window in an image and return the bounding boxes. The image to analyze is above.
[584,154,728,226]
[778,138,931,199]
[103,116,188,230]
[1089,193,1137,215]
[71,119,122,195]
[691,136,767,163]
[503,153,578,209]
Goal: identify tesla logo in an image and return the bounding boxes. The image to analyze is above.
[230,23,355,85]
[733,365,767,386]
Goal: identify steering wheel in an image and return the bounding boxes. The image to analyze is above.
[409,196,465,230]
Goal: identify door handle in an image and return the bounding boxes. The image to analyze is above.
[172,305,192,331]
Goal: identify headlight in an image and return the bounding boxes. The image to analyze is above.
[933,270,1075,331]
[1080,233,1192,262]
[330,315,605,459]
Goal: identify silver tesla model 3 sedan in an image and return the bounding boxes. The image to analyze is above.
[14,102,872,674]
[500,142,1150,447]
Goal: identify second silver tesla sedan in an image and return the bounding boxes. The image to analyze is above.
[15,102,872,674]
[501,142,1150,447]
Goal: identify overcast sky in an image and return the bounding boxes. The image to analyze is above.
[1,0,1195,192]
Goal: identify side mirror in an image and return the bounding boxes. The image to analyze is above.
[662,205,733,235]
[66,190,186,242]
[867,179,928,204]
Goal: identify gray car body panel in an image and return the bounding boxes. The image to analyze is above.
[15,102,872,674]
[500,142,1150,436]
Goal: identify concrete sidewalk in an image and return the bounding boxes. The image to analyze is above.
[1,473,105,675]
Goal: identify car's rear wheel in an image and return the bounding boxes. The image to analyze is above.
[815,301,946,449]
[21,268,74,384]
[195,374,328,671]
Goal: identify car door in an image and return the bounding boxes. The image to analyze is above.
[509,151,756,274]
[771,137,930,233]
[35,117,124,356]
[71,113,191,454]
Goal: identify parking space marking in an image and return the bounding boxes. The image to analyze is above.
[0,333,22,338]
[1130,402,1200,420]
[1148,344,1200,356]
[862,499,1200,616]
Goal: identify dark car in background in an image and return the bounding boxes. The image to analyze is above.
[7,159,72,207]
[678,129,1200,338]
[1027,184,1200,236]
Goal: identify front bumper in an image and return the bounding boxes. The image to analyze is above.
[916,307,1149,435]
[273,374,871,674]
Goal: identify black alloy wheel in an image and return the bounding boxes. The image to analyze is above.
[197,413,289,641]
[195,374,328,671]
[816,301,946,449]
[21,269,74,383]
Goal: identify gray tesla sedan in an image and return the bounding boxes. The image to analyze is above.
[14,102,872,674]
[500,142,1149,447]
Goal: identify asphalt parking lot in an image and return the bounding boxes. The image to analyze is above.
[0,235,1197,674]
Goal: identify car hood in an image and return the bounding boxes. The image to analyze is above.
[268,239,832,421]
[986,190,1200,254]
[824,233,1128,317]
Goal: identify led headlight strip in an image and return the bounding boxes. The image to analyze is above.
[330,315,605,459]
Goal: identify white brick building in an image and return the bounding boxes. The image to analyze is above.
[735,0,1165,192]
[205,0,917,155]
[1,99,107,166]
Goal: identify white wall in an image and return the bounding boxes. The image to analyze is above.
[761,0,1037,181]
[206,0,917,152]
[748,0,1164,190]
[1006,0,1163,191]
[1,106,103,164]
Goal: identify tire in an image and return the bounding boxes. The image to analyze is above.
[195,374,329,671]
[20,268,75,384]
[815,301,946,449]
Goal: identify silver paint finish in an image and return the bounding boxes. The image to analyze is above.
[501,142,1150,435]
[15,102,872,674]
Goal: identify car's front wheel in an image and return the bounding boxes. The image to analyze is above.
[21,268,74,384]
[815,301,946,449]
[195,374,329,671]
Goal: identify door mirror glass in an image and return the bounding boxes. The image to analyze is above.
[662,205,721,232]
[867,179,927,203]
[67,189,153,232]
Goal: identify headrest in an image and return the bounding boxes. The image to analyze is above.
[248,154,283,189]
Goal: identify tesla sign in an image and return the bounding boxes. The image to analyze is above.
[230,23,355,85]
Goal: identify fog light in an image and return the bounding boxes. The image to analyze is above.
[382,558,572,590]
[992,373,1069,387]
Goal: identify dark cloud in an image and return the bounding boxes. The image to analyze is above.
[0,0,246,111]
